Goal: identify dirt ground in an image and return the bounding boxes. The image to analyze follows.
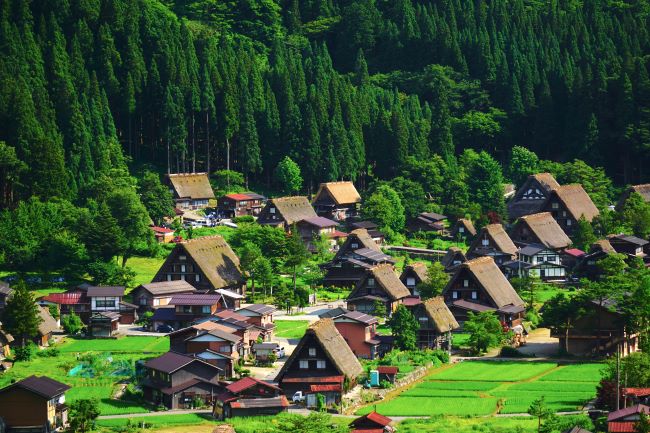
[516,327,560,357]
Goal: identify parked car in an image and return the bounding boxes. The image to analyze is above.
[157,324,174,333]
[276,347,285,358]
[292,391,305,403]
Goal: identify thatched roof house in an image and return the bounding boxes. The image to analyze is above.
[510,212,572,250]
[257,196,317,230]
[541,184,600,234]
[166,173,215,210]
[508,173,561,220]
[421,296,459,333]
[440,247,467,270]
[449,218,477,239]
[467,224,518,263]
[152,236,245,294]
[313,182,361,207]
[616,184,650,211]
[347,264,411,316]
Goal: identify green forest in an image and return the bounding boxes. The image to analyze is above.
[1,0,649,202]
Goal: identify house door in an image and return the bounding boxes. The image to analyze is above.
[539,269,545,278]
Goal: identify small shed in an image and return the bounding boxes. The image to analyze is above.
[89,311,120,337]
[377,366,399,384]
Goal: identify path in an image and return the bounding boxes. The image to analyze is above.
[99,409,211,419]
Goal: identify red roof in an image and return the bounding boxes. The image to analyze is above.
[609,421,637,432]
[329,230,349,238]
[151,226,174,234]
[366,411,393,427]
[564,248,586,257]
[377,366,399,375]
[402,296,421,307]
[624,388,650,397]
[309,384,341,392]
[225,193,253,201]
[282,375,344,384]
[226,376,281,394]
[608,404,650,421]
[41,291,87,305]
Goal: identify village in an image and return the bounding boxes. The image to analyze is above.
[0,171,649,433]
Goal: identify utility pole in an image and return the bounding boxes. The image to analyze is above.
[616,343,621,411]
[226,137,231,189]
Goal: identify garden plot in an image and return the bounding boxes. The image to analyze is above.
[426,361,556,382]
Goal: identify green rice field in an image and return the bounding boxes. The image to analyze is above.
[274,320,310,339]
[59,336,170,352]
[357,362,603,417]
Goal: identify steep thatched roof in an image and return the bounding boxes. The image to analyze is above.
[515,212,572,249]
[314,181,361,206]
[508,173,561,220]
[137,280,197,296]
[548,184,600,222]
[441,247,467,269]
[161,236,243,289]
[617,184,650,210]
[166,173,215,200]
[275,319,363,382]
[446,257,524,309]
[401,262,429,283]
[334,229,381,261]
[366,264,411,300]
[269,196,317,225]
[590,239,615,254]
[452,218,477,237]
[469,224,517,256]
[422,297,459,333]
[37,306,58,336]
[531,173,561,191]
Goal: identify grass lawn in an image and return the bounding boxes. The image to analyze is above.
[31,286,68,298]
[398,415,593,433]
[357,361,603,417]
[274,320,309,339]
[451,333,470,348]
[317,288,350,302]
[59,336,170,353]
[128,256,166,289]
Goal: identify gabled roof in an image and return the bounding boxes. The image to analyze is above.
[515,212,572,250]
[469,224,518,256]
[446,257,524,309]
[151,226,174,234]
[267,196,317,225]
[156,236,243,290]
[314,181,361,206]
[37,306,58,336]
[422,296,460,333]
[167,173,215,200]
[138,280,197,296]
[607,404,650,421]
[563,427,592,433]
[453,218,477,236]
[350,264,410,301]
[189,328,241,344]
[518,244,548,257]
[609,234,649,247]
[401,263,429,284]
[0,375,70,399]
[343,229,381,253]
[237,304,277,316]
[441,247,467,269]
[563,248,586,258]
[214,310,249,322]
[299,216,339,228]
[334,311,378,325]
[226,376,282,394]
[145,351,221,374]
[547,184,600,222]
[86,286,125,297]
[275,319,363,382]
[41,291,88,305]
[350,411,393,428]
[169,293,222,306]
[617,184,650,210]
[318,307,349,319]
[590,239,615,254]
[0,281,12,296]
[530,173,561,191]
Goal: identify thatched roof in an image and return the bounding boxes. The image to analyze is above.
[453,218,477,237]
[531,173,560,191]
[137,280,197,296]
[166,173,215,200]
[162,236,243,289]
[515,212,572,250]
[275,319,363,382]
[441,247,467,269]
[447,257,524,309]
[617,184,650,210]
[269,196,317,225]
[508,173,561,220]
[37,306,58,336]
[548,184,600,222]
[314,182,361,206]
[402,262,429,283]
[422,296,459,333]
[365,264,411,300]
[334,229,381,261]
[590,239,615,254]
[470,224,518,256]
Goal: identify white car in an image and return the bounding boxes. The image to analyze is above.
[292,391,305,403]
[275,347,285,358]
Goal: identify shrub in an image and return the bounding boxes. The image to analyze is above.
[14,342,37,361]
[233,215,255,223]
[36,347,60,357]
[380,380,392,389]
[62,312,85,335]
[500,346,527,358]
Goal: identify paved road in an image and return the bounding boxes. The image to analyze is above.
[273,301,347,323]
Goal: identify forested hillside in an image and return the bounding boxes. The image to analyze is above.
[0,0,649,206]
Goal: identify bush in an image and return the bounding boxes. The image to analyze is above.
[62,312,85,335]
[499,346,527,358]
[380,380,393,389]
[14,343,37,361]
[36,347,60,357]
[232,215,255,223]
[525,310,541,328]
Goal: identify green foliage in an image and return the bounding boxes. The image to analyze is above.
[69,398,100,433]
[48,304,60,321]
[508,146,540,187]
[2,281,42,347]
[137,170,174,226]
[389,305,419,351]
[211,170,245,195]
[464,311,506,354]
[417,262,449,299]
[275,157,303,195]
[62,312,85,335]
[572,217,597,251]
[13,342,37,362]
[528,397,553,433]
[372,299,387,318]
[618,192,650,238]
[363,185,405,235]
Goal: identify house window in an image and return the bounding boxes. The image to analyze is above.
[459,227,464,233]
[351,243,358,249]
[299,360,308,369]
[270,207,276,214]
[96,298,116,308]
[179,255,187,261]
[167,274,172,281]
[567,220,572,226]
[316,360,326,369]
[183,306,192,313]
[552,202,559,209]
[367,278,375,287]
[181,265,186,272]
[452,291,458,299]
[471,291,478,300]
[482,238,489,246]
[562,211,567,217]
[180,274,186,281]
[195,274,200,282]
[220,346,231,353]
[406,277,416,287]
[202,306,210,314]
[463,279,469,287]
[139,297,147,306]
[308,348,316,357]
[587,260,595,265]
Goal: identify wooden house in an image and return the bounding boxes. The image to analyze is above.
[323,229,395,287]
[141,351,225,409]
[217,192,266,218]
[332,311,380,359]
[399,262,429,297]
[540,184,600,236]
[85,286,137,325]
[440,247,467,271]
[550,297,639,357]
[347,264,411,316]
[151,226,175,243]
[607,405,650,433]
[235,304,276,340]
[295,216,340,252]
[312,181,361,221]
[504,244,566,281]
[616,184,650,211]
[449,218,477,241]
[0,375,70,432]
[152,236,245,295]
[349,221,385,244]
[560,248,586,271]
[0,328,12,359]
[507,173,561,220]
[257,196,317,231]
[350,412,395,433]
[251,342,283,362]
[213,377,288,420]
[88,311,120,337]
[39,291,90,322]
[467,224,518,265]
[35,306,59,347]
[168,324,239,377]
[608,234,649,260]
[442,257,525,329]
[0,282,12,311]
[275,319,363,410]
[408,212,447,234]
[166,173,215,210]
[510,212,572,251]
[152,293,224,330]
[410,296,459,350]
[131,280,197,312]
[377,366,399,384]
[573,240,616,279]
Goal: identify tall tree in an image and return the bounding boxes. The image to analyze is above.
[1,281,42,347]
